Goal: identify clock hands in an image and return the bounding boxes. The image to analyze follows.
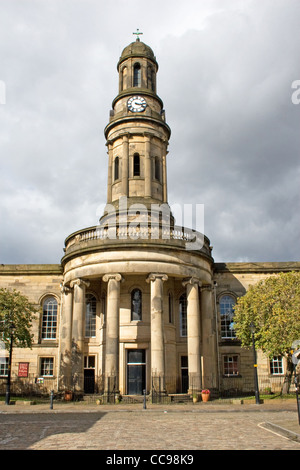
[127,96,147,112]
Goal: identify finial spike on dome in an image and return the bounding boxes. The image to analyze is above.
[133,28,143,42]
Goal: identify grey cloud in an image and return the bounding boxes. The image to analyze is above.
[0,0,299,264]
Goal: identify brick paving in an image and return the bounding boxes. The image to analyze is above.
[0,401,300,450]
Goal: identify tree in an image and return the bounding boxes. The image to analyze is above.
[0,288,39,349]
[233,271,300,393]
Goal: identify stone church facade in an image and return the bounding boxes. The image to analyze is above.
[1,38,299,399]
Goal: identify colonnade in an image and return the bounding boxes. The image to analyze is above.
[59,273,217,394]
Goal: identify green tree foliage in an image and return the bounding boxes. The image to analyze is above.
[234,272,300,356]
[234,272,300,392]
[0,288,39,349]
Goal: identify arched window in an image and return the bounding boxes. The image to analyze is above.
[133,63,141,87]
[133,153,140,176]
[85,294,97,337]
[131,288,142,321]
[219,295,236,339]
[179,293,187,337]
[42,297,58,339]
[114,156,119,181]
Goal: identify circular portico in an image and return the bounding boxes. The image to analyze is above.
[59,225,217,396]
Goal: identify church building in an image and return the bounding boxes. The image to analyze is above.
[1,36,299,400]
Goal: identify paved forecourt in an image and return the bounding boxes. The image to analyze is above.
[0,401,300,450]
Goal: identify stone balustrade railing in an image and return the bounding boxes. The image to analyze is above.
[63,224,212,257]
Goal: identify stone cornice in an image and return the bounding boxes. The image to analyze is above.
[0,264,63,275]
[214,261,300,274]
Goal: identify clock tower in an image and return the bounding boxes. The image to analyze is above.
[61,35,216,398]
[104,36,171,225]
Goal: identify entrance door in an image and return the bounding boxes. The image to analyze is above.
[84,356,95,394]
[127,349,146,395]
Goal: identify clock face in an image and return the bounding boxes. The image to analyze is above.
[127,96,147,113]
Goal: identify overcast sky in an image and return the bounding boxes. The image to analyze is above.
[0,0,299,264]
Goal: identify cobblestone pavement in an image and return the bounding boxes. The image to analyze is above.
[0,402,300,450]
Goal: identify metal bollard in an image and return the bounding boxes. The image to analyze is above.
[143,389,147,410]
[50,390,54,410]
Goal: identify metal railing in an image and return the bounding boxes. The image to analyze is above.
[1,372,299,401]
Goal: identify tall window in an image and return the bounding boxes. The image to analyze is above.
[219,295,236,339]
[42,297,57,339]
[133,153,140,176]
[114,156,119,181]
[85,294,97,337]
[131,289,142,321]
[179,293,187,337]
[133,63,141,87]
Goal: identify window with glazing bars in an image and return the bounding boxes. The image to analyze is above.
[85,294,97,337]
[42,297,57,339]
[133,63,141,87]
[179,294,187,337]
[41,357,54,376]
[219,295,236,339]
[270,356,283,375]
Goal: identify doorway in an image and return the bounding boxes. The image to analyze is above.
[84,355,95,394]
[127,349,146,395]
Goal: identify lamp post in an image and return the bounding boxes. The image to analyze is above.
[250,322,260,405]
[5,323,15,406]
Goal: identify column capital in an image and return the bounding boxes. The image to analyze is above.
[102,273,124,283]
[146,273,168,283]
[60,283,72,295]
[70,278,90,289]
[182,277,202,288]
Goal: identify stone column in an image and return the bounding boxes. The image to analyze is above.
[144,134,152,197]
[183,277,202,394]
[106,141,113,203]
[103,273,123,393]
[59,285,73,390]
[122,134,129,196]
[201,284,218,389]
[70,278,90,392]
[147,273,168,391]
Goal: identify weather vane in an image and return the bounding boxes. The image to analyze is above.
[133,28,143,42]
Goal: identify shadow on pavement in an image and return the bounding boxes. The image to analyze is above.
[0,412,106,449]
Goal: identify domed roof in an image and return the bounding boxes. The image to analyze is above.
[118,39,158,69]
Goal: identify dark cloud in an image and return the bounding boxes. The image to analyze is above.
[0,0,299,264]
